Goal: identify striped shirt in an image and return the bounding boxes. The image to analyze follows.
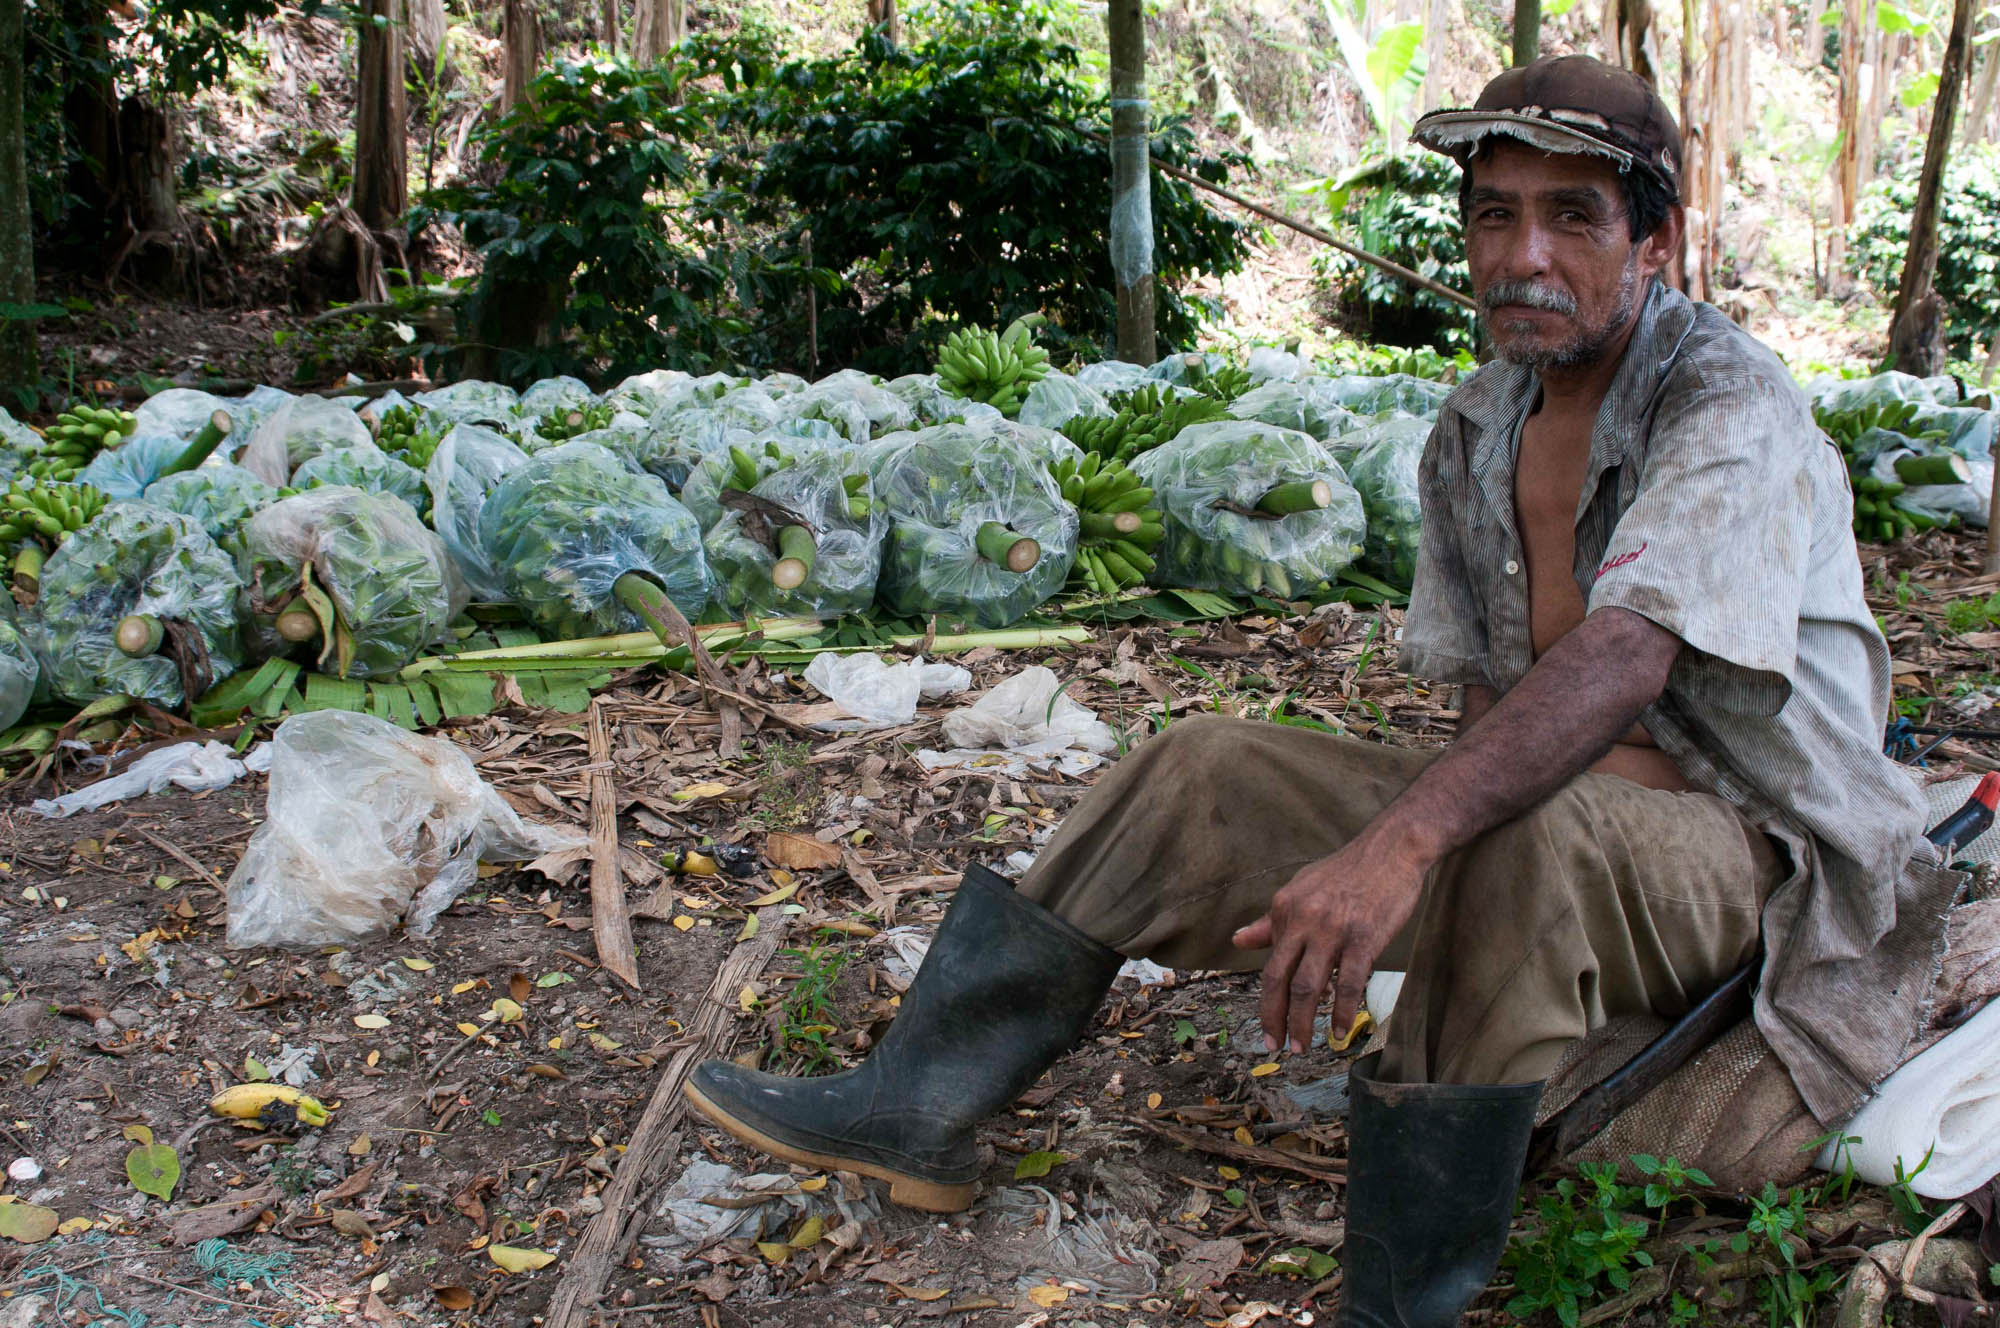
[1400,279,1961,1124]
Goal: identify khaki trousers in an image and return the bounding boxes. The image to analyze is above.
[1016,716,1783,1085]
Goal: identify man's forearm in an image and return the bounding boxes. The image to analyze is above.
[1384,608,1681,867]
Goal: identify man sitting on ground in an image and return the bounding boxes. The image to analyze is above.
[684,55,1957,1328]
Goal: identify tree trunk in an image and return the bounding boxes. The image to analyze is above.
[601,0,617,55]
[0,0,35,397]
[1888,0,1975,376]
[1107,0,1154,362]
[865,0,899,45]
[632,0,684,62]
[353,0,408,235]
[501,0,542,112]
[1826,0,1862,282]
[407,0,445,73]
[1512,0,1541,65]
[1964,44,1998,146]
[1618,0,1657,86]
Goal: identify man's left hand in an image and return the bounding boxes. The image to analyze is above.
[1231,825,1431,1055]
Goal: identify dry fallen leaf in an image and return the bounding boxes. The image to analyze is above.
[764,831,841,871]
[331,1209,377,1239]
[672,916,695,932]
[0,1202,60,1244]
[455,1022,480,1037]
[401,957,434,972]
[1146,1092,1163,1110]
[56,1216,94,1236]
[889,1283,950,1302]
[489,1244,557,1273]
[353,1014,391,1031]
[491,998,524,1023]
[121,1124,154,1144]
[672,781,731,802]
[1249,1062,1281,1078]
[1026,1285,1069,1307]
[450,979,479,995]
[348,1134,372,1157]
[509,973,532,1004]
[432,1286,474,1310]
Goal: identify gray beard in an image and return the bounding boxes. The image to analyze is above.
[1486,257,1643,374]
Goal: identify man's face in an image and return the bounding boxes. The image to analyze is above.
[1462,140,1673,374]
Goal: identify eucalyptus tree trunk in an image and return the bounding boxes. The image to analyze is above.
[353,0,408,234]
[865,0,899,44]
[1964,45,1998,146]
[0,0,34,396]
[1826,0,1863,281]
[601,0,618,54]
[632,0,684,62]
[1512,0,1541,65]
[1888,0,1976,376]
[1107,0,1154,362]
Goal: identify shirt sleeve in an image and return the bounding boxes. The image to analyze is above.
[1397,418,1491,688]
[1586,367,1818,717]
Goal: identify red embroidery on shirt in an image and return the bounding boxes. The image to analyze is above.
[1594,542,1647,580]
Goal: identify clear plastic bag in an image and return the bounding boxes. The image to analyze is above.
[0,612,36,729]
[1144,350,1227,384]
[292,445,429,516]
[424,423,530,602]
[411,379,520,426]
[132,389,242,454]
[1132,420,1367,598]
[1320,373,1455,419]
[881,373,1006,428]
[603,368,690,418]
[238,395,374,486]
[1246,346,1305,383]
[1228,378,1364,443]
[626,394,781,488]
[1343,417,1433,589]
[1074,360,1151,396]
[0,404,41,454]
[479,440,710,639]
[870,427,1079,629]
[142,462,279,555]
[1869,448,1995,529]
[35,502,245,707]
[225,710,586,948]
[240,486,467,679]
[679,434,823,532]
[800,652,971,730]
[703,449,885,620]
[516,375,596,419]
[782,370,915,443]
[1017,372,1112,431]
[77,430,195,498]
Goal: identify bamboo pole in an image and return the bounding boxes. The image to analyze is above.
[1107,0,1156,361]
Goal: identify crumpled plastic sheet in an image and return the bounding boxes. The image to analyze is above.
[1319,372,1455,419]
[980,1182,1162,1296]
[30,739,257,817]
[142,463,279,554]
[646,1157,884,1255]
[1145,350,1226,384]
[77,430,195,499]
[603,368,690,417]
[0,613,37,731]
[1246,346,1305,383]
[870,427,1079,629]
[0,404,42,453]
[239,486,467,679]
[676,430,841,533]
[132,388,247,458]
[238,395,374,486]
[1017,372,1111,431]
[880,373,1006,428]
[292,445,429,514]
[914,739,1105,779]
[478,440,710,639]
[36,502,245,707]
[801,652,971,730]
[424,424,531,602]
[412,379,520,426]
[225,710,584,947]
[940,665,1116,754]
[1074,359,1151,396]
[702,450,887,620]
[1134,421,1367,598]
[779,369,916,443]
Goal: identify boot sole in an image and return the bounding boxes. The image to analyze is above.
[682,1080,979,1214]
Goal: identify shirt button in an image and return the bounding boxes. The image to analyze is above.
[1504,559,1521,575]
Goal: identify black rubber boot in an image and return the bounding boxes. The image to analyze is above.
[1336,1052,1543,1328]
[684,864,1123,1212]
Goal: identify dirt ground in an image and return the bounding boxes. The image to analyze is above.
[1,534,1997,1328]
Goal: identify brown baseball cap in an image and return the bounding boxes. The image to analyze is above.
[1411,55,1681,197]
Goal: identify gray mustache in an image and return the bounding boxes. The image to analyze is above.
[1481,280,1577,316]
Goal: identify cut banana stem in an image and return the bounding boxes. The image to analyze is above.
[274,609,321,644]
[159,410,234,478]
[1257,480,1333,516]
[975,521,1040,572]
[115,614,165,657]
[11,543,44,597]
[771,524,817,590]
[1079,511,1142,540]
[611,571,687,649]
[1893,452,1971,487]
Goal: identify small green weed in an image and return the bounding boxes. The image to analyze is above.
[1502,1162,1656,1328]
[1942,592,2000,635]
[1747,1182,1843,1328]
[771,934,850,1075]
[742,737,823,832]
[270,1149,315,1199]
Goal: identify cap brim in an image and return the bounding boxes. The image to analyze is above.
[1410,109,1642,173]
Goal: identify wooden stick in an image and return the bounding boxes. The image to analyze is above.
[1076,127,1479,312]
[587,700,639,991]
[542,917,786,1328]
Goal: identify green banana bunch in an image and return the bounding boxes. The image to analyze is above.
[373,404,445,470]
[1181,360,1252,404]
[933,316,1051,418]
[1048,451,1161,594]
[725,439,799,490]
[1811,398,1956,543]
[0,477,108,550]
[840,471,871,520]
[1061,387,1229,465]
[44,403,139,467]
[535,402,616,444]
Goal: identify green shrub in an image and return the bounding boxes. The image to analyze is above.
[737,9,1249,373]
[1850,143,2000,361]
[1309,151,1476,353]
